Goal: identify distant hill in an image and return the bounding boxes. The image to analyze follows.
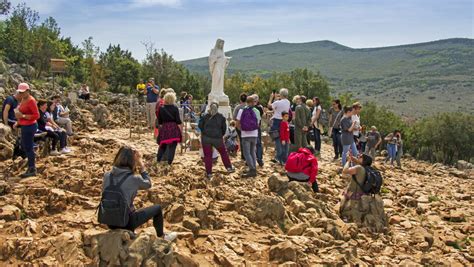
[182,38,474,118]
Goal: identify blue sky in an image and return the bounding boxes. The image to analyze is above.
[8,0,474,61]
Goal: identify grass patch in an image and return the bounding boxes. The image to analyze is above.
[428,195,440,202]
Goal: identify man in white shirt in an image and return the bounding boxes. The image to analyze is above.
[267,88,291,163]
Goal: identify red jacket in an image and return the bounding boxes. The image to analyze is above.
[280,120,290,142]
[285,148,318,183]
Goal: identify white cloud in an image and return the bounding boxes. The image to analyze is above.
[129,0,182,8]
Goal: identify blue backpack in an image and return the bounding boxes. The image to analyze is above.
[240,107,259,131]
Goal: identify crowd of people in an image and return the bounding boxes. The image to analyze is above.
[2,81,398,242]
[1,83,80,177]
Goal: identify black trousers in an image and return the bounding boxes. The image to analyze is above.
[157,142,177,164]
[110,205,164,237]
[288,176,319,192]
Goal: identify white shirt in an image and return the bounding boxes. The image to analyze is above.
[312,105,322,127]
[236,108,260,138]
[271,98,291,120]
[351,114,360,136]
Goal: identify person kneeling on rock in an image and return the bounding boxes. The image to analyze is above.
[99,146,177,242]
[339,153,386,232]
[284,146,319,192]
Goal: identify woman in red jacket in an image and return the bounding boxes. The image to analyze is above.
[285,147,319,192]
[14,83,40,178]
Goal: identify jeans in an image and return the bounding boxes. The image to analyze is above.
[56,117,73,135]
[332,129,343,158]
[256,129,263,165]
[202,140,232,174]
[21,123,37,169]
[146,102,157,128]
[342,142,358,166]
[360,142,367,153]
[157,142,177,164]
[313,127,321,152]
[271,119,282,162]
[281,142,289,163]
[242,137,257,170]
[387,144,397,164]
[110,205,164,237]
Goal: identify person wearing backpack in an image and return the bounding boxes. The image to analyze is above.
[236,96,261,177]
[199,102,235,179]
[340,153,386,230]
[99,146,177,241]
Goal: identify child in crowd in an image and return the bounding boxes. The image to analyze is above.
[279,111,290,164]
[225,120,239,156]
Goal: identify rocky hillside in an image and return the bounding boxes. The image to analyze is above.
[183,38,474,117]
[0,107,472,265]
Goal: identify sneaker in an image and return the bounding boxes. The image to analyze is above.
[50,150,60,156]
[163,232,177,242]
[20,168,37,178]
[61,147,71,154]
[242,169,257,178]
[226,166,235,173]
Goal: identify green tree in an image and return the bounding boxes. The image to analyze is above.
[99,44,140,93]
[0,3,38,64]
[360,102,406,136]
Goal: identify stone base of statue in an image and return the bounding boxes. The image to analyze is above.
[207,92,232,120]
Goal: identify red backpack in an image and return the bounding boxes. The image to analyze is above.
[285,148,318,183]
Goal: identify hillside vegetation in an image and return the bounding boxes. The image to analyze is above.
[182,38,474,117]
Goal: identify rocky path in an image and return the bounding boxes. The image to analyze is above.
[0,127,472,266]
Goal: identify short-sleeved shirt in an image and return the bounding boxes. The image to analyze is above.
[312,105,322,127]
[2,96,18,123]
[146,84,159,103]
[236,107,261,138]
[340,116,354,146]
[366,131,381,148]
[351,114,360,136]
[271,98,291,120]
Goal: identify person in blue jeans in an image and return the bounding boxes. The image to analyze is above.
[340,106,358,166]
[384,130,400,166]
[267,88,291,163]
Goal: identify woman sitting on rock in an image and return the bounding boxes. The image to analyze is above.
[101,146,177,241]
[156,92,182,166]
[340,153,386,232]
[37,100,70,155]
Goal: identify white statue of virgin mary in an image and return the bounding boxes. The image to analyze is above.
[208,39,231,101]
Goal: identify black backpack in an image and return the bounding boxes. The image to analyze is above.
[98,173,131,227]
[352,166,383,195]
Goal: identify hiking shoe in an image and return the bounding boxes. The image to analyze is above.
[163,232,177,242]
[61,147,71,154]
[20,168,37,178]
[226,166,235,173]
[242,169,257,178]
[50,150,60,156]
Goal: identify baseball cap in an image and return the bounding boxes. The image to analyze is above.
[17,83,30,93]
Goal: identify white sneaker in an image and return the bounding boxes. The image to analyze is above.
[163,232,177,242]
[50,150,60,156]
[61,147,71,154]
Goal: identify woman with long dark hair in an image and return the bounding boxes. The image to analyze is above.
[330,99,343,160]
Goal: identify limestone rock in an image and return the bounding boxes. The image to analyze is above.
[166,204,185,223]
[269,241,297,263]
[268,173,288,194]
[287,223,309,236]
[0,205,21,221]
[182,217,200,236]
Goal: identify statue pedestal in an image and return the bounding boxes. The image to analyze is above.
[208,93,232,120]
